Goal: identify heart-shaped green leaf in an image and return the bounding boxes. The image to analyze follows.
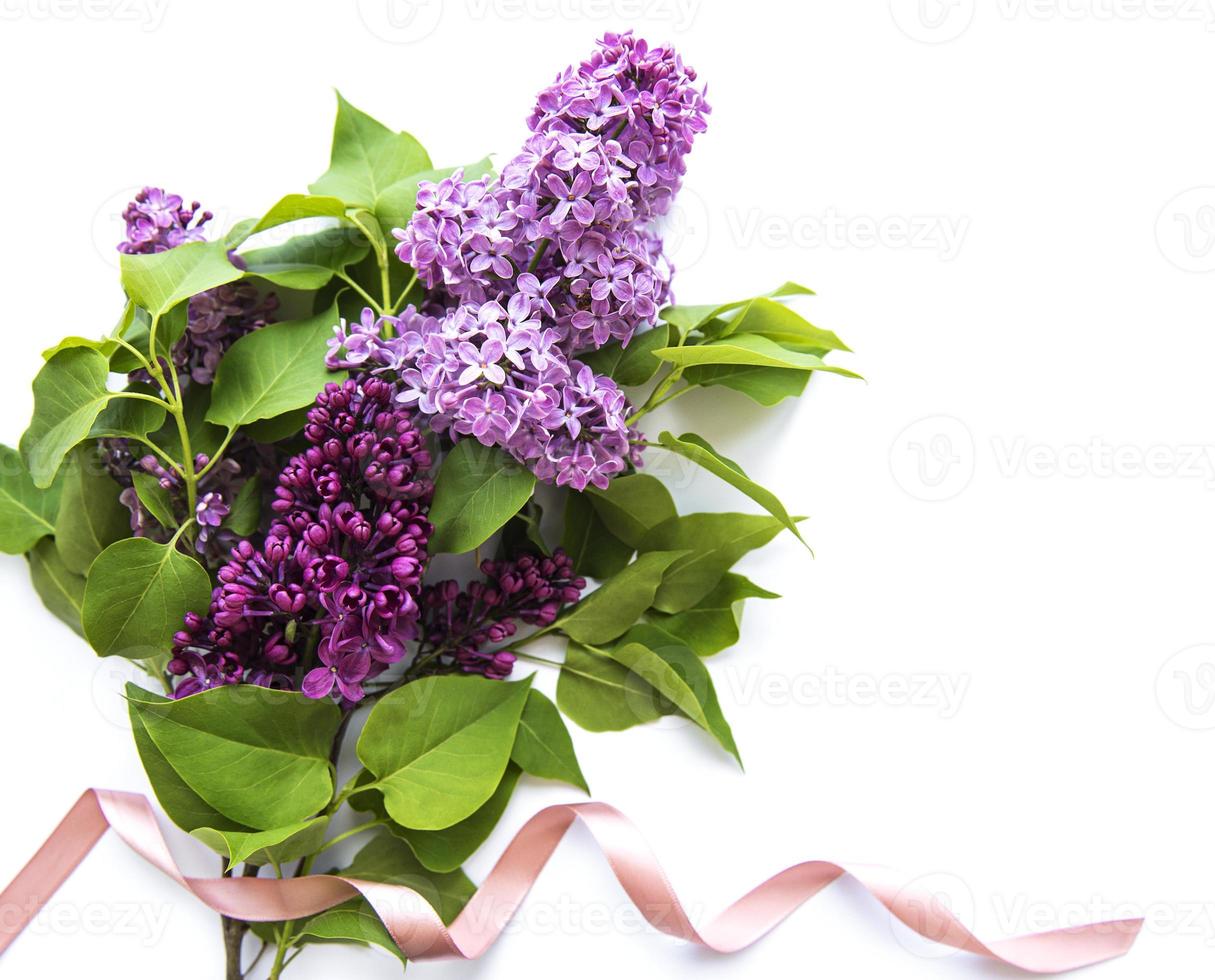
[0,444,61,553]
[127,684,341,830]
[358,675,530,830]
[27,538,85,636]
[554,550,687,644]
[511,690,588,792]
[193,817,330,871]
[55,445,132,575]
[428,441,536,554]
[21,347,115,488]
[81,537,212,659]
[309,93,432,207]
[206,301,341,429]
[120,239,243,317]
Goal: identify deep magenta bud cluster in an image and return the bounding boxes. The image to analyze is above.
[168,378,433,701]
[419,550,585,680]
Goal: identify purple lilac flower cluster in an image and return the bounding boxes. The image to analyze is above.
[99,439,252,561]
[328,306,642,490]
[118,186,278,385]
[168,378,433,701]
[395,31,709,351]
[419,550,586,680]
[330,33,707,492]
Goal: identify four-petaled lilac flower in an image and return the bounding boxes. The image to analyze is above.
[302,636,371,702]
[457,339,506,385]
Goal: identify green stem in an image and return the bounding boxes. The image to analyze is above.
[626,382,691,423]
[317,820,383,853]
[337,272,385,316]
[515,650,565,669]
[527,239,550,272]
[108,391,174,411]
[109,334,155,375]
[388,272,418,315]
[196,428,237,479]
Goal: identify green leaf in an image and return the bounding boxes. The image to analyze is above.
[498,498,549,558]
[0,444,60,553]
[511,690,588,792]
[616,623,740,763]
[223,476,261,537]
[560,490,633,579]
[120,240,243,317]
[640,513,786,613]
[126,684,341,830]
[248,194,349,236]
[193,817,329,871]
[659,282,816,337]
[656,432,806,548]
[20,347,115,488]
[358,675,531,830]
[578,323,671,387]
[89,384,167,442]
[587,473,676,549]
[241,229,369,290]
[556,641,665,732]
[374,158,495,241]
[428,441,536,554]
[127,685,246,833]
[27,538,86,636]
[714,296,849,351]
[54,444,132,575]
[337,831,476,924]
[558,627,740,761]
[554,550,687,644]
[293,831,476,965]
[309,93,432,207]
[242,407,309,444]
[81,537,212,659]
[354,765,521,874]
[654,333,861,378]
[682,362,811,406]
[132,472,176,529]
[606,627,739,763]
[206,301,342,429]
[649,573,778,656]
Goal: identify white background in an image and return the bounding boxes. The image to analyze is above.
[2,0,1215,976]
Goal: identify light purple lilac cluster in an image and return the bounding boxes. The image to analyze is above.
[328,306,641,490]
[331,33,708,491]
[119,186,277,385]
[419,551,586,680]
[394,31,709,351]
[168,378,434,701]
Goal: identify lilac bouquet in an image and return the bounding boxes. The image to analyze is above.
[0,33,856,978]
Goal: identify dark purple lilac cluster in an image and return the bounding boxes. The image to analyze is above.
[100,439,253,562]
[419,550,586,680]
[168,378,434,701]
[330,33,706,492]
[118,186,277,385]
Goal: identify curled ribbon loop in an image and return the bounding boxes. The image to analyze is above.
[0,790,1141,972]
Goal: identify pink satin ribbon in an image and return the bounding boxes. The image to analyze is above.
[0,789,1141,971]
